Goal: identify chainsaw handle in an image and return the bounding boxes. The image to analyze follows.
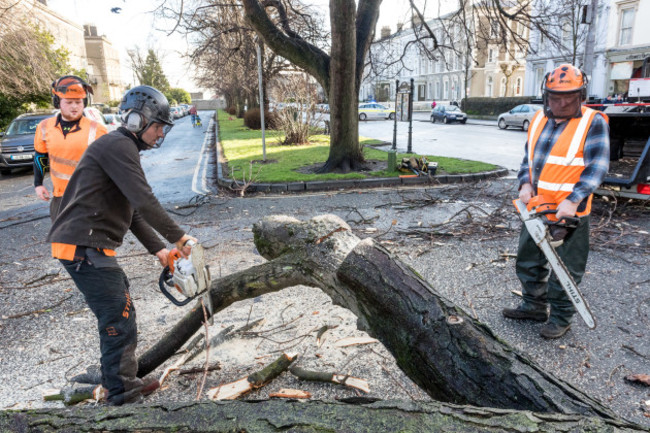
[158,266,193,306]
[541,213,579,228]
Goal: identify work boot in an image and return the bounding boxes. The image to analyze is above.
[107,376,160,406]
[70,364,102,385]
[540,322,571,339]
[502,305,548,322]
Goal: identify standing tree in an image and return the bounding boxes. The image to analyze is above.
[0,1,77,128]
[241,0,379,173]
[128,48,171,91]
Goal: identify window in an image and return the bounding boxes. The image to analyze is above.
[435,81,441,99]
[535,67,545,96]
[619,5,636,45]
[500,77,506,96]
[561,17,572,47]
[444,80,449,99]
[515,77,522,96]
[488,48,494,63]
[418,84,426,101]
[486,76,493,97]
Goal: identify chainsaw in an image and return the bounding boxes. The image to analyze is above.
[513,196,596,329]
[158,240,213,324]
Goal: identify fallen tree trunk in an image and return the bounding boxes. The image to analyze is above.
[137,214,616,419]
[1,400,645,433]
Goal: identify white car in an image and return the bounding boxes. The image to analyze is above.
[497,104,543,131]
[358,103,395,121]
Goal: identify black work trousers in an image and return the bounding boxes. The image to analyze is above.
[60,255,143,405]
[515,215,590,327]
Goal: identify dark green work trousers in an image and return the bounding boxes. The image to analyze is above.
[515,215,590,327]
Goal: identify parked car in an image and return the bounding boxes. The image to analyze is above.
[358,103,395,121]
[0,112,55,175]
[103,113,120,131]
[430,105,467,124]
[170,107,182,119]
[497,104,543,131]
[81,106,110,128]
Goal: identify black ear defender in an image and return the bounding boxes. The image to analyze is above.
[51,75,93,108]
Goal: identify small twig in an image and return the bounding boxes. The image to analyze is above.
[607,364,625,386]
[462,291,479,320]
[178,363,221,375]
[314,227,347,244]
[622,344,650,360]
[196,299,211,400]
[7,295,73,319]
[379,363,417,401]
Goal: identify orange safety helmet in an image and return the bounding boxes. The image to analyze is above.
[51,75,93,108]
[541,64,588,119]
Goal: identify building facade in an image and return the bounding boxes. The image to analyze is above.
[84,25,123,102]
[17,0,124,103]
[361,3,529,107]
[604,0,650,99]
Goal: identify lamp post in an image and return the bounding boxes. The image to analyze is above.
[256,38,266,162]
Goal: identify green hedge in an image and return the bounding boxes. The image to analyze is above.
[461,97,534,116]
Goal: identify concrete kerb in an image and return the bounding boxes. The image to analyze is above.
[213,116,509,195]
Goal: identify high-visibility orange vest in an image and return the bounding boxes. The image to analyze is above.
[526,106,608,217]
[34,115,107,197]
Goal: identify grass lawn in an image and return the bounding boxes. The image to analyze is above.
[217,110,498,183]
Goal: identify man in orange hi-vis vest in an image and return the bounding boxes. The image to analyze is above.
[33,75,108,220]
[502,64,610,339]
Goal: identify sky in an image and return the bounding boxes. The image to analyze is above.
[46,0,440,94]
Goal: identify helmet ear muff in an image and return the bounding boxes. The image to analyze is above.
[124,111,145,133]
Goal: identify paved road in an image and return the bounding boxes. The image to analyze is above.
[0,110,214,222]
[358,111,526,171]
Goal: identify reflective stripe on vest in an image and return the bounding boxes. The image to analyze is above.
[87,121,98,145]
[40,117,100,196]
[527,106,602,217]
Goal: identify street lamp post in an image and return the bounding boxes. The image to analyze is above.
[256,38,266,162]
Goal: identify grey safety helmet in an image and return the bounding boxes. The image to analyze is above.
[119,85,174,148]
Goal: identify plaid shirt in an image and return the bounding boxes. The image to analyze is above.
[518,112,610,203]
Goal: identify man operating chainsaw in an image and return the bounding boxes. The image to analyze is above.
[502,64,609,339]
[47,85,199,405]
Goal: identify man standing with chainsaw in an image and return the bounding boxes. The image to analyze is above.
[502,64,609,339]
[48,85,199,405]
[34,75,108,220]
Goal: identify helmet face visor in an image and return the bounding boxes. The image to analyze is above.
[150,123,174,148]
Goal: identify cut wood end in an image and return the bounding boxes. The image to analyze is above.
[446,315,464,325]
[334,336,379,348]
[207,377,252,400]
[284,352,298,361]
[332,375,370,393]
[269,388,311,399]
[511,290,523,297]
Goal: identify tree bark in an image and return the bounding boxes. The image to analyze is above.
[2,400,645,432]
[320,0,362,173]
[240,0,382,173]
[136,214,621,421]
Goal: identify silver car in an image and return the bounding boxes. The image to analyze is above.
[497,104,543,131]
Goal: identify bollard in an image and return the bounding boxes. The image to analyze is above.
[387,150,397,172]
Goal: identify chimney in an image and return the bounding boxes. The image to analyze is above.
[412,14,422,27]
[397,22,404,32]
[380,26,391,39]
